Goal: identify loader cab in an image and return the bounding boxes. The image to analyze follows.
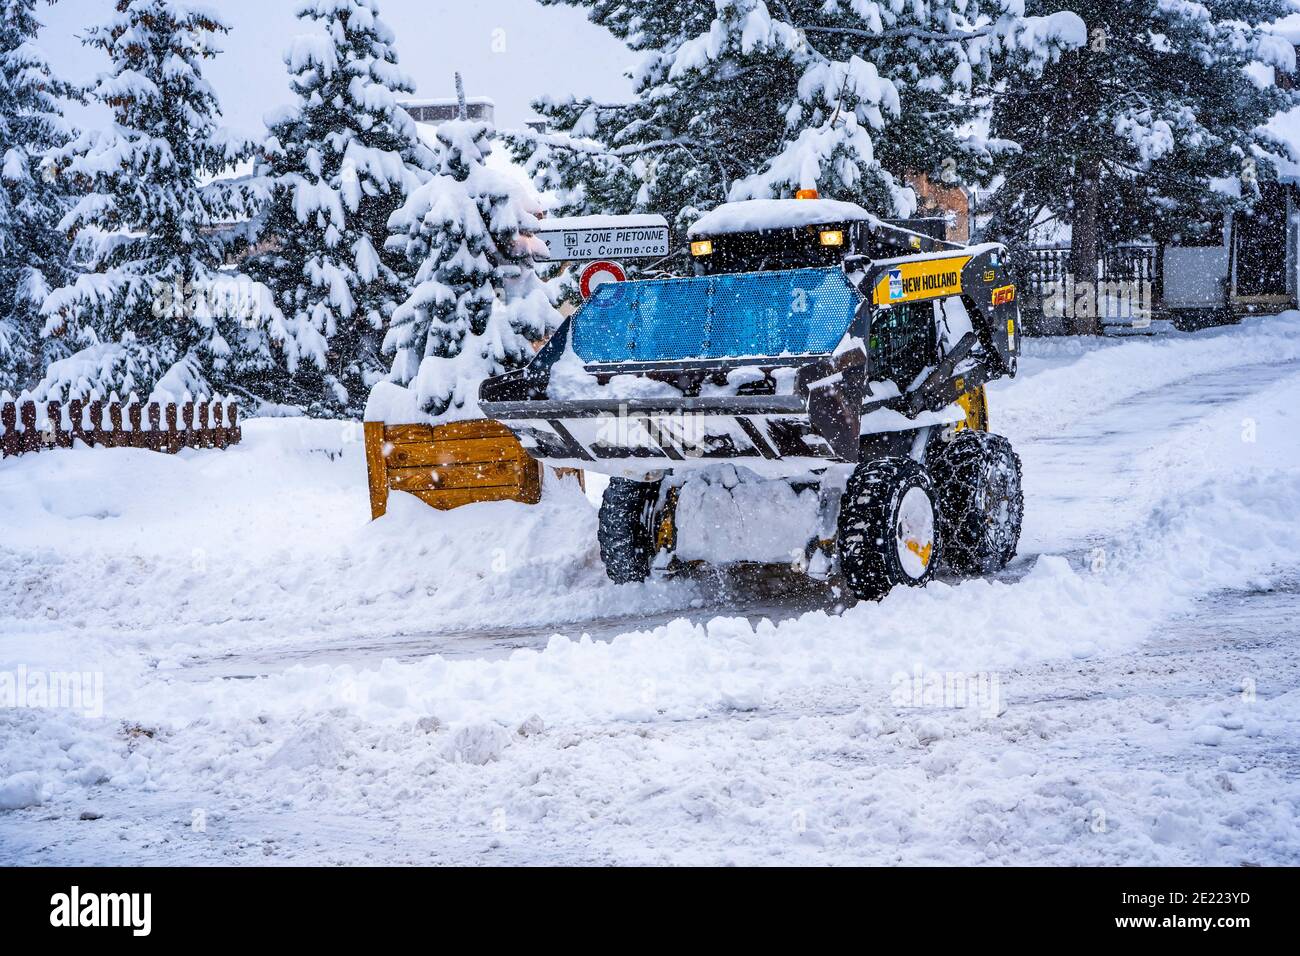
[869,300,935,388]
[687,197,963,278]
[688,217,867,274]
[685,197,974,388]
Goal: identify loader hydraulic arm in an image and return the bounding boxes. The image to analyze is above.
[896,332,988,419]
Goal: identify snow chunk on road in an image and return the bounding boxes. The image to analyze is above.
[266,723,348,771]
[0,772,44,811]
[448,723,510,765]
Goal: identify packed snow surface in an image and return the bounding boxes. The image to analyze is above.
[3,315,1300,864]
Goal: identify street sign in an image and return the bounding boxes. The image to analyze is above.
[579,260,626,299]
[534,214,669,262]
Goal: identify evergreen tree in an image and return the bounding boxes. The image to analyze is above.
[0,0,76,394]
[247,0,435,417]
[983,0,1299,331]
[510,0,1084,237]
[379,94,559,422]
[40,0,282,400]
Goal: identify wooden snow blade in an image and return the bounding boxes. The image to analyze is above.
[364,418,544,518]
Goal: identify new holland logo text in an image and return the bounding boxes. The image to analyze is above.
[877,259,968,304]
[897,270,960,296]
[50,886,152,936]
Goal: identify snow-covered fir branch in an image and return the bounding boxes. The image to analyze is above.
[0,0,78,393]
[372,106,560,424]
[512,0,1085,237]
[244,0,436,417]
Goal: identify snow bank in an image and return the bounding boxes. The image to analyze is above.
[0,771,43,811]
[6,390,1298,856]
[993,312,1300,440]
[0,418,704,675]
[117,445,1300,734]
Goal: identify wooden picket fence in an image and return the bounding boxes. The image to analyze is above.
[0,396,241,458]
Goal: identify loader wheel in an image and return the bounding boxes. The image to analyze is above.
[928,430,1023,575]
[598,478,661,584]
[837,457,938,602]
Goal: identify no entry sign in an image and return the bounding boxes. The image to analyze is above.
[580,260,626,299]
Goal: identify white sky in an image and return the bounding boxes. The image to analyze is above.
[36,0,637,138]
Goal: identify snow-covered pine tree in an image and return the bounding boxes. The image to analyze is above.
[983,0,1300,330]
[247,0,436,417]
[0,0,76,394]
[40,0,282,401]
[510,1,1084,237]
[379,89,559,422]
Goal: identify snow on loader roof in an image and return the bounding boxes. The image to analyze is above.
[688,198,883,237]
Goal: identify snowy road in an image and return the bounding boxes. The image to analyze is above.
[176,353,1297,678]
[2,316,1299,864]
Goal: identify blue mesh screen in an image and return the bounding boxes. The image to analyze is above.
[572,267,861,363]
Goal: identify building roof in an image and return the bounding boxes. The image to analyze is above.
[399,96,496,109]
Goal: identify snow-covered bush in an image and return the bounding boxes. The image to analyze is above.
[38,0,285,402]
[376,109,559,423]
[246,0,436,417]
[0,0,77,394]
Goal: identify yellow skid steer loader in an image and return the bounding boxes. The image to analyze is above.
[480,196,1024,600]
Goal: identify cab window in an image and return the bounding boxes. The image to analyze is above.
[869,302,934,387]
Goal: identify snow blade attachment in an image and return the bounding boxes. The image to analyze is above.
[479,266,870,478]
[570,267,861,363]
[479,249,1018,479]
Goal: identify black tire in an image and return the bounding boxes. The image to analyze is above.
[928,430,1023,575]
[837,457,939,602]
[597,478,661,583]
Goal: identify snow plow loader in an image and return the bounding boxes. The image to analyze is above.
[479,197,1024,600]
